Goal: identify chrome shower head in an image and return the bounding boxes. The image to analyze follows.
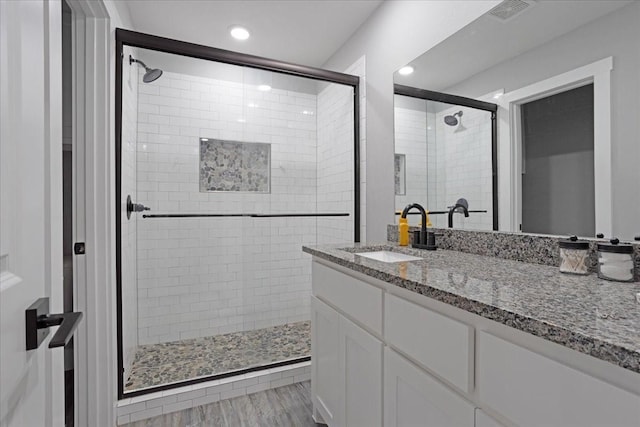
[129,55,163,83]
[444,110,463,126]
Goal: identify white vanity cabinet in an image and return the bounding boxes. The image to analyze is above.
[311,259,640,427]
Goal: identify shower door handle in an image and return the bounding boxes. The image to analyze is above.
[126,195,150,219]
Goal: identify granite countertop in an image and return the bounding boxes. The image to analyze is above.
[302,243,640,374]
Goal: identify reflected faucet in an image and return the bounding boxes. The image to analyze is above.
[448,198,469,228]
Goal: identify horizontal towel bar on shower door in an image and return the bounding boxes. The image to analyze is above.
[142,213,350,219]
[394,210,488,215]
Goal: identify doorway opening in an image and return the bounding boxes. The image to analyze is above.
[520,84,595,236]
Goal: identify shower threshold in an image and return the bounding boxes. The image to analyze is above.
[125,321,310,392]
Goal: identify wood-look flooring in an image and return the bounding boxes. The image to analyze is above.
[123,381,324,427]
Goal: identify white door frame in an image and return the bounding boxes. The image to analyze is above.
[66,0,115,425]
[497,57,613,235]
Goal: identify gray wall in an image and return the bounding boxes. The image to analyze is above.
[322,1,499,241]
[521,85,595,237]
[445,2,640,240]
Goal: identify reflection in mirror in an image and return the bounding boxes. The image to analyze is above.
[393,0,639,240]
[394,93,495,230]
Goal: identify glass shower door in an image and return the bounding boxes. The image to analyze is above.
[119,42,357,395]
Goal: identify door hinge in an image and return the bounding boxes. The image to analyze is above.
[74,242,85,255]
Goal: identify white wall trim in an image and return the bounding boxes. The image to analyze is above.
[497,57,613,234]
[66,1,114,426]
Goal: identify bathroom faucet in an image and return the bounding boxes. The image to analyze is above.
[402,203,427,243]
[448,198,469,228]
[401,203,436,250]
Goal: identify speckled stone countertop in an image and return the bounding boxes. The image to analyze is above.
[302,243,640,374]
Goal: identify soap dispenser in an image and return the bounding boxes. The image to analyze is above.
[399,217,409,246]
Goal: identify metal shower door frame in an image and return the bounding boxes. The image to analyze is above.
[115,28,361,399]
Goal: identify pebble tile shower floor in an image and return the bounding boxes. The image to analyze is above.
[125,321,310,391]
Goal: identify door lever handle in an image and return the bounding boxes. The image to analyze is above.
[26,298,83,350]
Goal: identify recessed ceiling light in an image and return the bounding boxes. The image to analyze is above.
[230,26,250,41]
[248,102,259,108]
[302,110,314,115]
[237,118,246,123]
[398,66,414,76]
[201,138,209,141]
[258,84,271,92]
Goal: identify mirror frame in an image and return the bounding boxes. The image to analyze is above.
[394,84,499,230]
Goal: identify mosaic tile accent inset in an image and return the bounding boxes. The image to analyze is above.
[199,138,270,192]
[394,154,406,195]
[125,321,310,391]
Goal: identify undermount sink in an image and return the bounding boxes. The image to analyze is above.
[356,251,423,263]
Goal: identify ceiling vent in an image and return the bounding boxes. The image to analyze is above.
[487,0,535,22]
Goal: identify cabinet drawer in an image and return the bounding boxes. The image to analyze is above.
[477,331,640,427]
[312,262,383,335]
[385,294,473,393]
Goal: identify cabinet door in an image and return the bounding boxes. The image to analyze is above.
[477,331,640,427]
[311,297,342,426]
[384,348,475,427]
[340,315,383,427]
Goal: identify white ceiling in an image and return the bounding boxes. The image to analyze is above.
[122,0,383,67]
[394,0,633,91]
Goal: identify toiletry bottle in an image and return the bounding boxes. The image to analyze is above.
[399,217,409,246]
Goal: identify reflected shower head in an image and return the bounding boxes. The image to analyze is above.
[129,55,163,83]
[444,110,463,126]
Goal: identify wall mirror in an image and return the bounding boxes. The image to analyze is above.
[393,0,639,240]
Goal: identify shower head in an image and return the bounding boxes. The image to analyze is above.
[444,110,463,126]
[129,55,163,83]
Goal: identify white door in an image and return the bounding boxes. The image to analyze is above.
[0,1,65,426]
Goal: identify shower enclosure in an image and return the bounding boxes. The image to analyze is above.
[116,30,359,397]
[394,85,497,230]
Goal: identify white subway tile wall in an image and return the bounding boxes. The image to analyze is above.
[394,107,428,227]
[133,70,354,344]
[433,106,493,230]
[121,46,139,378]
[317,83,355,244]
[346,56,367,242]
